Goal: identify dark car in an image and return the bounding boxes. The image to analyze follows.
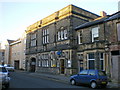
[70,69,108,88]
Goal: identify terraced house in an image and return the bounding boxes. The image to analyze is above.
[25,4,99,75]
[75,11,120,83]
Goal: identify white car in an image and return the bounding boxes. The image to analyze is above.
[0,66,10,89]
[4,64,15,72]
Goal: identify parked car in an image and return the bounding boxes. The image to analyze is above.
[4,64,15,72]
[70,69,108,88]
[0,66,10,89]
[0,65,10,77]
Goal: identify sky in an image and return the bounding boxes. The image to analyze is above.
[0,0,119,48]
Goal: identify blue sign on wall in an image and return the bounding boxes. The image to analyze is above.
[57,51,62,55]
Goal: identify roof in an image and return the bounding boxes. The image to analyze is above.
[105,11,120,21]
[75,17,108,30]
[7,39,15,44]
[71,4,100,17]
[75,11,120,30]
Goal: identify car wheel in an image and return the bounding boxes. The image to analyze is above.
[90,81,97,89]
[70,79,76,85]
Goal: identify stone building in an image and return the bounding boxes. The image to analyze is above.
[4,32,26,70]
[25,4,99,75]
[4,40,14,64]
[75,11,120,82]
[9,33,26,70]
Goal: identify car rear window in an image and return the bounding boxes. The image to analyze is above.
[98,71,106,76]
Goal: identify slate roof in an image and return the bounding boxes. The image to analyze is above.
[105,11,120,21]
[75,11,120,30]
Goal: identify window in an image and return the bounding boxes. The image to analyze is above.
[117,23,120,41]
[43,29,49,44]
[51,60,56,67]
[87,53,95,69]
[31,40,37,46]
[92,27,99,42]
[78,31,83,44]
[79,70,88,75]
[46,60,49,67]
[100,53,104,70]
[98,71,106,76]
[64,30,68,39]
[38,61,41,67]
[88,70,96,75]
[57,61,60,67]
[42,60,49,67]
[57,29,68,41]
[30,33,37,47]
[61,31,64,40]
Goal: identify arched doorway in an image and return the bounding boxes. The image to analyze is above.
[30,57,36,72]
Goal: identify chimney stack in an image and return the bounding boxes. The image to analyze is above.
[100,11,107,17]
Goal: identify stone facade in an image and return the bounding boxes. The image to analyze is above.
[10,33,26,70]
[5,32,26,70]
[25,4,99,75]
[76,11,120,82]
[4,40,14,64]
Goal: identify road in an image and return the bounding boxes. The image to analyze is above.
[9,71,86,88]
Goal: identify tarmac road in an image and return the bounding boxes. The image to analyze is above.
[9,71,86,88]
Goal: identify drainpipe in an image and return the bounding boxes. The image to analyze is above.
[104,20,111,80]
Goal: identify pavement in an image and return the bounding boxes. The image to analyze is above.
[15,70,120,89]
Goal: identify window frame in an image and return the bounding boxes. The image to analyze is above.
[42,29,49,44]
[30,33,37,47]
[92,27,99,42]
[87,53,95,69]
[99,53,104,70]
[57,29,68,41]
[78,30,83,44]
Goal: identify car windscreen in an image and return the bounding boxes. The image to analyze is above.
[0,67,7,72]
[98,71,106,76]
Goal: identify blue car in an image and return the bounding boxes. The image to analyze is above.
[70,69,108,88]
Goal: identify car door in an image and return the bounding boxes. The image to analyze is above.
[87,70,97,84]
[78,70,89,84]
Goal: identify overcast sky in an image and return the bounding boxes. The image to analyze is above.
[0,0,119,48]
